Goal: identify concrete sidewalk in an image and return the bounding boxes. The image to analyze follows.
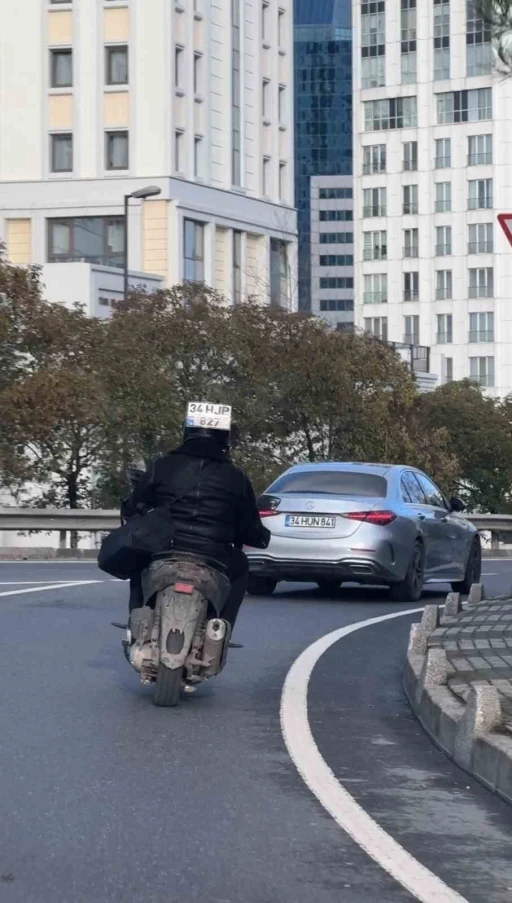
[404,587,512,804]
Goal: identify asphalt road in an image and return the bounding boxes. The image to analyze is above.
[1,560,512,903]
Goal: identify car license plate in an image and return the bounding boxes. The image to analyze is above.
[285,515,336,529]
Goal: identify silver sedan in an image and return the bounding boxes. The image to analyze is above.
[245,462,481,601]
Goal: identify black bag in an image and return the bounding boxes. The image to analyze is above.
[98,461,209,580]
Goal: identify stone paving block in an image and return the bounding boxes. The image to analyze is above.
[502,655,512,666]
[474,639,491,650]
[468,656,491,669]
[485,656,510,668]
[490,638,507,649]
[451,657,473,671]
[458,639,476,651]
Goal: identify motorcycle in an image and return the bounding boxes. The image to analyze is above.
[126,553,232,707]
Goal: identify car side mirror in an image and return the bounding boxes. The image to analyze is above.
[449,497,465,513]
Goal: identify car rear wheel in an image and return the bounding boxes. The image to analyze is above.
[389,541,424,603]
[247,576,277,597]
[451,537,482,595]
[316,580,341,595]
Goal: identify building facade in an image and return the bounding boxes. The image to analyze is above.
[0,0,297,309]
[310,175,354,329]
[353,0,512,394]
[294,0,352,313]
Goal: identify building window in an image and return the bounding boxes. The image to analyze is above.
[468,178,492,209]
[403,184,418,214]
[50,49,72,88]
[436,313,453,344]
[361,3,385,87]
[443,357,454,383]
[233,230,242,304]
[433,0,450,80]
[270,239,289,308]
[404,228,419,258]
[105,131,128,170]
[436,269,452,299]
[364,273,388,304]
[319,299,355,312]
[278,8,286,47]
[466,0,492,75]
[319,231,353,244]
[435,225,452,255]
[364,317,388,340]
[435,137,451,168]
[106,46,128,86]
[50,133,73,173]
[401,0,417,83]
[364,96,417,131]
[320,277,354,289]
[279,162,287,202]
[469,266,493,297]
[174,129,184,172]
[262,79,271,120]
[437,87,492,123]
[363,230,387,260]
[362,56,386,88]
[469,311,494,343]
[47,216,125,267]
[404,314,420,344]
[403,140,418,171]
[262,1,270,43]
[319,210,353,222]
[435,181,451,212]
[363,187,386,217]
[362,144,386,174]
[278,85,286,125]
[319,187,353,199]
[194,136,204,179]
[319,255,354,266]
[263,156,271,196]
[468,133,492,165]
[174,46,184,89]
[184,219,205,283]
[468,222,493,254]
[193,52,203,95]
[232,0,241,186]
[470,356,494,387]
[403,271,419,301]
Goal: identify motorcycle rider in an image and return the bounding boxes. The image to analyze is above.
[121,403,270,636]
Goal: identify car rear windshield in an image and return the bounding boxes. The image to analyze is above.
[268,470,387,498]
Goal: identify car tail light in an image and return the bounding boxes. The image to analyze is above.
[343,511,396,526]
[174,582,194,594]
[258,494,281,518]
[259,509,279,518]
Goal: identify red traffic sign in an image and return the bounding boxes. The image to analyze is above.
[498,213,512,246]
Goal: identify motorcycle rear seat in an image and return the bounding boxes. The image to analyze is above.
[151,550,228,574]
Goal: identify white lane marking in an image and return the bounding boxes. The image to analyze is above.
[280,608,469,903]
[0,581,102,598]
[482,573,497,576]
[0,581,95,585]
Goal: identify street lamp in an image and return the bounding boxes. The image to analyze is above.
[123,185,162,301]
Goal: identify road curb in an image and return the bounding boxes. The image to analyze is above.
[403,588,512,806]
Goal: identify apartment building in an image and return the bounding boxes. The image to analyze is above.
[310,175,354,328]
[0,0,297,309]
[353,0,512,394]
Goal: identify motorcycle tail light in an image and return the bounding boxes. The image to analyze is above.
[174,582,194,594]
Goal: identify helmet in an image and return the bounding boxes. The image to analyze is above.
[183,424,236,450]
[182,401,236,451]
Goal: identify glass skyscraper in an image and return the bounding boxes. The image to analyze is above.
[294,0,352,311]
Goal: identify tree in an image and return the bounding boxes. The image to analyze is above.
[418,380,512,512]
[475,0,512,72]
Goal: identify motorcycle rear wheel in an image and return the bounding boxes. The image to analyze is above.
[153,664,183,707]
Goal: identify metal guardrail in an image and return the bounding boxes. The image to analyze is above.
[1,508,512,542]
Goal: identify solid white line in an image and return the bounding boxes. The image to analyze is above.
[0,581,102,598]
[280,608,470,903]
[0,581,94,585]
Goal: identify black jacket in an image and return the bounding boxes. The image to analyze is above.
[121,438,270,561]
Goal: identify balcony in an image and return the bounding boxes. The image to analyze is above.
[403,290,419,301]
[468,153,492,165]
[436,332,453,344]
[362,162,386,174]
[403,246,419,258]
[363,205,386,217]
[468,241,493,254]
[469,285,493,299]
[363,247,387,261]
[363,291,387,304]
[435,243,452,256]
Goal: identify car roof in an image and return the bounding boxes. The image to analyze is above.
[283,462,401,477]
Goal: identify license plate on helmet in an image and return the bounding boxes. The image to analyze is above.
[285,515,336,528]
